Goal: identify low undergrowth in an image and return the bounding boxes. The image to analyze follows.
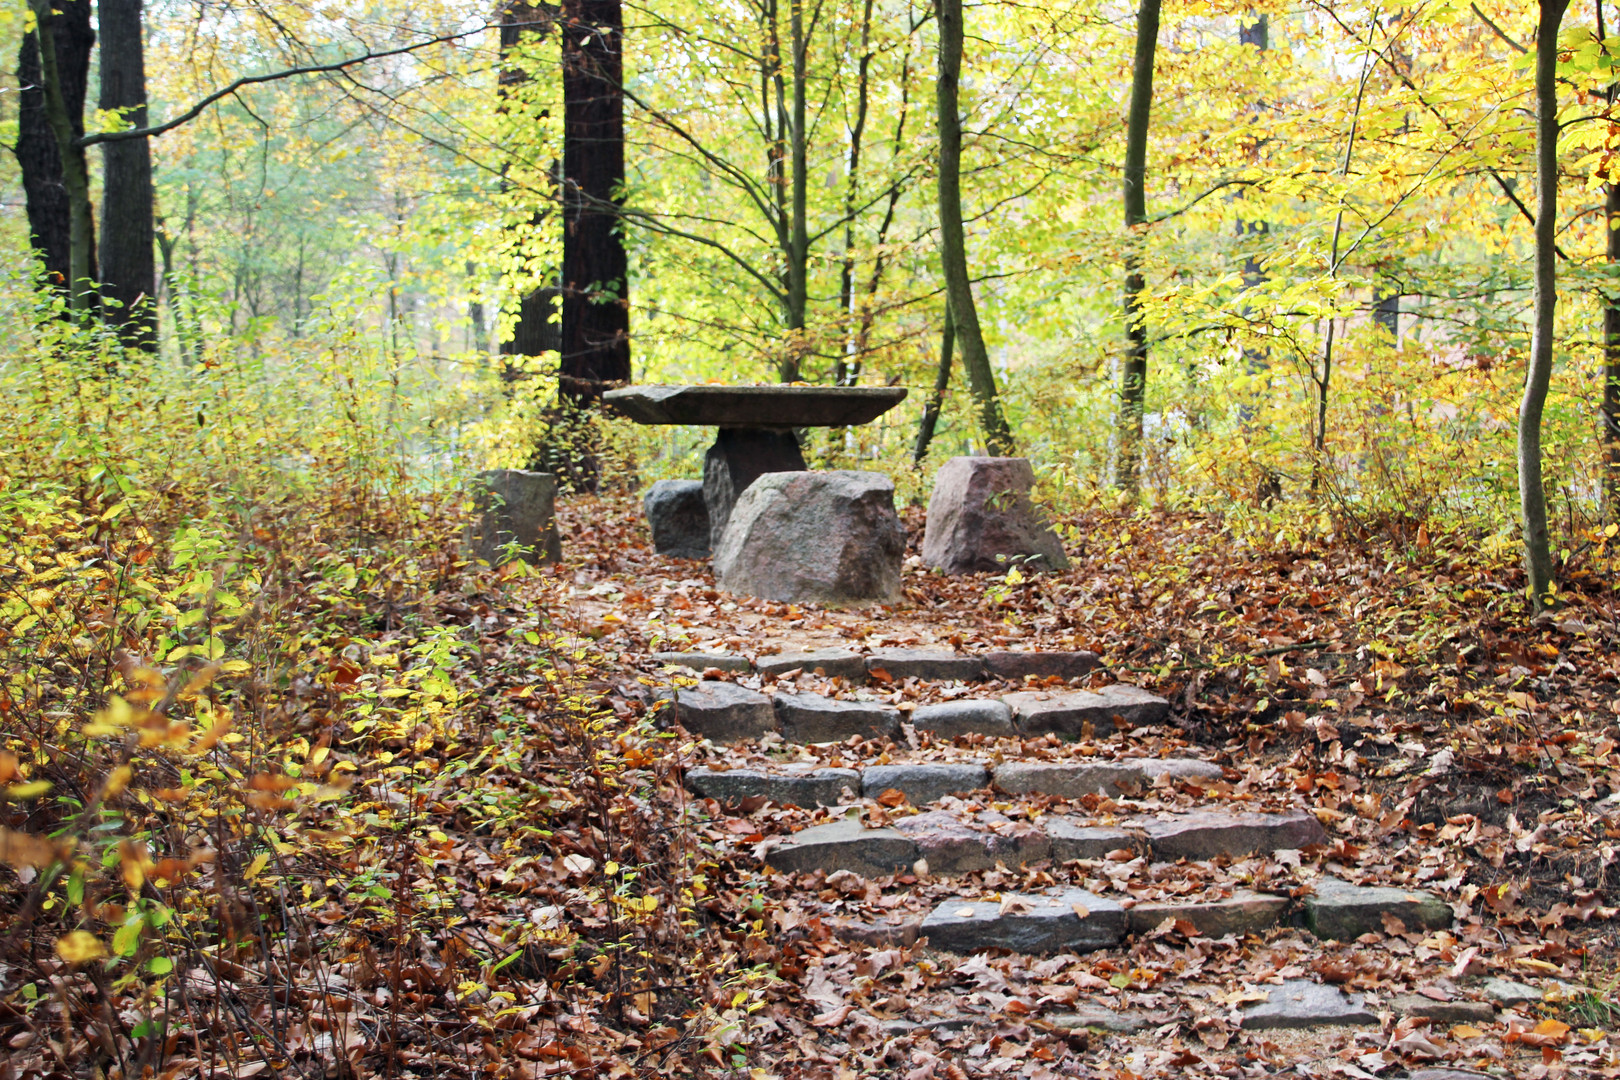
[0,327,769,1079]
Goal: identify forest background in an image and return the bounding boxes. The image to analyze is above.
[4,0,1620,1076]
[6,0,1613,533]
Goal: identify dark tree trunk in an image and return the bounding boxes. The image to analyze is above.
[913,301,954,464]
[1237,12,1278,504]
[1520,0,1570,609]
[498,1,560,363]
[1373,285,1400,341]
[936,0,1013,456]
[1604,178,1620,520]
[559,0,629,403]
[99,0,157,350]
[13,0,95,299]
[1115,0,1161,493]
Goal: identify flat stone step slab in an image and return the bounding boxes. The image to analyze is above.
[746,808,1327,878]
[862,763,989,804]
[1003,686,1170,736]
[680,757,1220,807]
[992,760,1144,798]
[762,818,918,879]
[867,649,986,682]
[1046,1006,1178,1034]
[894,811,1051,875]
[773,693,900,744]
[1481,978,1543,1007]
[1125,890,1288,938]
[1139,758,1224,783]
[757,650,868,681]
[820,913,923,948]
[1047,819,1140,862]
[653,651,754,674]
[665,682,779,742]
[1140,809,1328,860]
[910,700,1016,739]
[1389,995,1495,1024]
[685,765,859,807]
[991,756,1221,799]
[1239,980,1377,1029]
[984,650,1101,682]
[1303,876,1452,940]
[921,889,1126,954]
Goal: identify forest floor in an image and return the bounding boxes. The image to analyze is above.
[9,485,1620,1080]
[547,492,1620,1078]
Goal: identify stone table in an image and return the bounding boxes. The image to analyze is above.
[603,384,907,549]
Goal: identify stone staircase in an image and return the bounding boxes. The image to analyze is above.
[646,646,1462,1031]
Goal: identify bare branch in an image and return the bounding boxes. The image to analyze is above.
[76,23,507,147]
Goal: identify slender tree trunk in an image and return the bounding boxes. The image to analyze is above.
[783,0,809,381]
[1311,14,1378,494]
[764,0,792,379]
[98,0,157,350]
[1236,13,1279,503]
[1521,0,1569,610]
[846,39,914,387]
[1599,8,1620,523]
[936,0,1013,456]
[1115,0,1161,492]
[14,0,95,305]
[559,0,630,402]
[836,0,875,387]
[914,301,953,464]
[1604,166,1620,522]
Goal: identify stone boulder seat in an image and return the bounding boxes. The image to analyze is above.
[922,456,1069,574]
[713,470,905,606]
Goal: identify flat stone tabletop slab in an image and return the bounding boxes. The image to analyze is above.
[604,385,908,429]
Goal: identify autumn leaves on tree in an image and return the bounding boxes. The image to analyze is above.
[8,2,1620,610]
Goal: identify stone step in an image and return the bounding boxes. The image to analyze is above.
[686,756,1222,807]
[653,647,1102,685]
[911,876,1451,955]
[761,807,1328,877]
[921,890,1127,953]
[660,682,1169,745]
[1303,875,1454,940]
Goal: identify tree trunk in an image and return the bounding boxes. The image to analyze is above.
[98,0,157,350]
[836,0,876,387]
[913,301,953,464]
[1236,13,1278,503]
[559,0,630,403]
[1520,0,1569,610]
[1115,0,1161,492]
[14,0,95,303]
[1373,285,1400,341]
[1601,8,1620,524]
[936,0,1013,456]
[781,0,809,381]
[1604,161,1620,522]
[498,1,560,363]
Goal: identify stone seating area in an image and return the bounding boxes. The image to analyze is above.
[643,454,1071,605]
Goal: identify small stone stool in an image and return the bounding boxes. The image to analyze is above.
[643,479,710,559]
[469,469,562,565]
[922,457,1069,574]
